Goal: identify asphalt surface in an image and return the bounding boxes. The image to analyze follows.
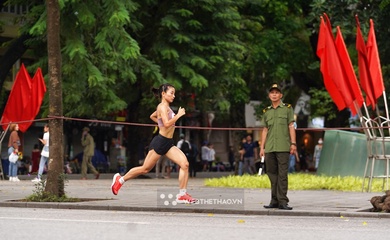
[0,172,388,218]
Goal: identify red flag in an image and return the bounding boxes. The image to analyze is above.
[323,13,334,40]
[335,26,364,115]
[317,17,352,111]
[1,64,32,131]
[366,19,384,101]
[356,16,376,108]
[31,68,46,117]
[18,68,47,132]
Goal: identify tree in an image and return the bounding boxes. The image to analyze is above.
[45,0,64,196]
[2,0,314,118]
[239,0,314,123]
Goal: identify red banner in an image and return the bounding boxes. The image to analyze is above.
[335,26,364,115]
[317,17,353,111]
[355,17,385,109]
[1,65,47,132]
[366,19,384,104]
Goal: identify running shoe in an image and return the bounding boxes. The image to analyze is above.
[176,193,198,204]
[111,173,122,195]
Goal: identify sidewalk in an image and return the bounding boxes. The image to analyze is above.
[0,172,388,218]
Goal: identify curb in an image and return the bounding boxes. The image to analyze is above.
[1,201,388,219]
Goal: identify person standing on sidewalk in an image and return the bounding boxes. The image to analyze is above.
[260,83,296,210]
[7,123,21,182]
[242,134,258,175]
[176,133,191,172]
[208,143,215,171]
[81,127,99,180]
[188,139,198,178]
[32,124,49,182]
[31,144,41,174]
[201,141,210,172]
[111,83,197,204]
[313,138,323,171]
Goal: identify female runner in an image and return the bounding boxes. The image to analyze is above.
[111,83,197,203]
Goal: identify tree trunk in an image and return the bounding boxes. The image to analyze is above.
[45,0,64,196]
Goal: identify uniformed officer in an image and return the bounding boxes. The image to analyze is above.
[260,83,297,210]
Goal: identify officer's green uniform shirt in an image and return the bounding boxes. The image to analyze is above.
[260,102,294,153]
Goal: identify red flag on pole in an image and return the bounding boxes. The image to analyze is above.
[18,67,47,132]
[366,19,385,101]
[31,68,46,117]
[1,64,32,131]
[317,16,353,111]
[1,65,47,132]
[335,26,364,115]
[356,16,376,108]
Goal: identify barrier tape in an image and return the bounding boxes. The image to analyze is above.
[0,115,380,132]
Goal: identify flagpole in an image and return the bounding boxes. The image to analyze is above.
[353,101,362,118]
[380,91,390,137]
[375,105,384,137]
[383,91,389,120]
[361,103,373,129]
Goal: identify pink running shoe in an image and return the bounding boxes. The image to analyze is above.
[111,173,122,195]
[176,193,198,204]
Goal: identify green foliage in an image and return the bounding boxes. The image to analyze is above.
[10,0,267,118]
[308,0,380,36]
[6,0,388,125]
[308,87,337,120]
[239,0,312,108]
[148,0,250,113]
[205,173,384,192]
[26,177,78,202]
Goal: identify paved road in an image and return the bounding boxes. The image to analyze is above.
[1,207,389,240]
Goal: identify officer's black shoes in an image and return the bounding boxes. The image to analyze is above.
[278,204,293,210]
[263,203,279,209]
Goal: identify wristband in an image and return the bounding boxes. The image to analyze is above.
[290,143,296,146]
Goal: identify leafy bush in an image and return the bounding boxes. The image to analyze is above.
[26,175,79,202]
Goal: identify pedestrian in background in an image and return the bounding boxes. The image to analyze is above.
[260,83,296,210]
[155,155,165,178]
[188,139,198,177]
[156,155,171,178]
[177,133,191,157]
[237,137,246,176]
[31,144,40,174]
[313,138,323,170]
[176,133,191,172]
[299,144,308,172]
[242,134,258,174]
[208,143,215,171]
[32,124,49,182]
[288,151,299,174]
[81,127,100,180]
[201,141,210,172]
[7,123,21,182]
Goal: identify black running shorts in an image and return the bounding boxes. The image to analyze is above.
[148,134,174,155]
